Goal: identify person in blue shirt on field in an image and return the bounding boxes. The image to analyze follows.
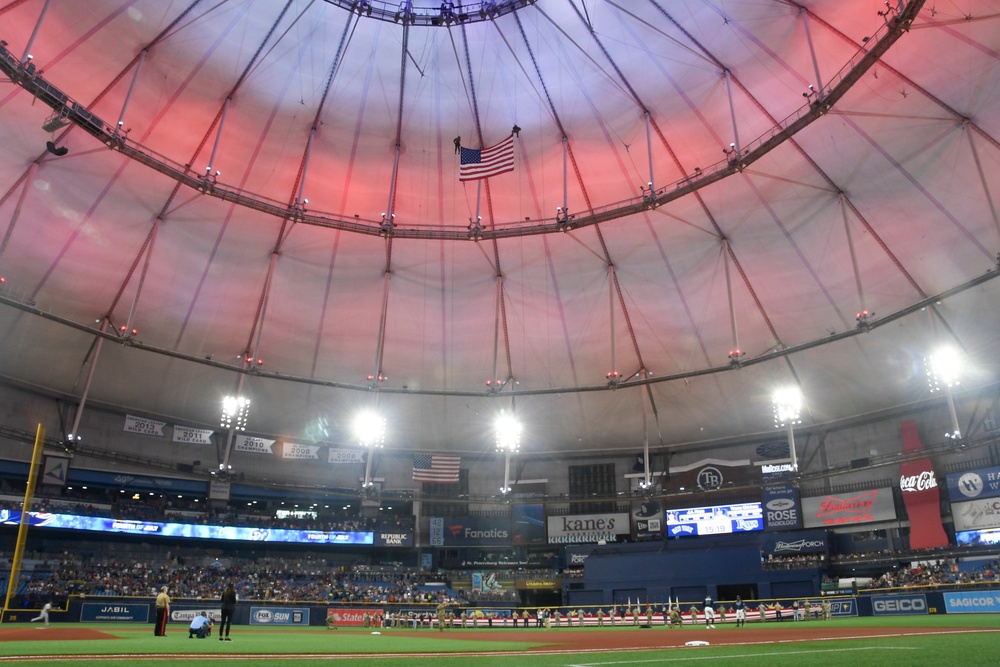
[189,611,213,638]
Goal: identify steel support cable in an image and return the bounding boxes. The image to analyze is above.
[106,3,297,321]
[0,0,925,241]
[1,261,997,398]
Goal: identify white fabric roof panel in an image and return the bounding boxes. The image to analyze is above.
[0,0,997,457]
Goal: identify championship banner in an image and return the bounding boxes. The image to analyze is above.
[328,449,365,464]
[898,420,948,548]
[280,442,320,460]
[762,484,802,531]
[124,414,165,436]
[234,435,274,454]
[42,455,69,486]
[946,465,1000,503]
[802,488,896,527]
[547,512,630,544]
[951,498,1000,532]
[172,425,214,445]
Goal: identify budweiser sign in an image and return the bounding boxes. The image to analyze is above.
[901,470,938,492]
[818,490,877,521]
[803,488,896,528]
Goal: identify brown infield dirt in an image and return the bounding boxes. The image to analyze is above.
[0,626,118,642]
[0,622,989,652]
[414,623,987,650]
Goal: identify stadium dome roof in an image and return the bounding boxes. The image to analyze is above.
[0,0,998,457]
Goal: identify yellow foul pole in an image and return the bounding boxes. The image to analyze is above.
[1,424,45,623]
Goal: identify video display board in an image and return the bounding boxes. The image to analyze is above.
[665,501,763,537]
[0,509,374,545]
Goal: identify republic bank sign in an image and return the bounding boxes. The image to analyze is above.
[547,513,631,544]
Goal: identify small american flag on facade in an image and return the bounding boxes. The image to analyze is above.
[412,454,461,483]
[459,135,514,181]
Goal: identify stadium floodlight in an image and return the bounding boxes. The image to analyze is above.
[495,410,522,494]
[772,386,803,471]
[495,411,522,454]
[221,395,250,431]
[353,409,386,490]
[353,410,386,449]
[926,346,963,440]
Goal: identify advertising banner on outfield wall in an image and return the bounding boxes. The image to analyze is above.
[761,484,802,531]
[871,593,928,616]
[951,498,1000,532]
[547,512,630,544]
[249,607,310,625]
[760,529,827,556]
[429,516,512,546]
[943,591,1000,613]
[801,488,896,527]
[80,602,149,622]
[826,598,858,617]
[946,465,1000,503]
[171,607,222,624]
[326,608,385,626]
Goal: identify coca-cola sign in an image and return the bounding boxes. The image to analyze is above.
[901,470,938,492]
[898,419,948,548]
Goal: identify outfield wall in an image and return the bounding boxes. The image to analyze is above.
[570,533,824,606]
[4,588,999,627]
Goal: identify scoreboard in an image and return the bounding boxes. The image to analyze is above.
[666,502,763,538]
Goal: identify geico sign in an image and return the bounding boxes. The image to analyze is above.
[874,598,926,613]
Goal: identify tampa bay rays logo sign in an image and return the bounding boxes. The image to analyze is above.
[697,466,723,490]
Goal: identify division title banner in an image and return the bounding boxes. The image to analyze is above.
[0,509,373,545]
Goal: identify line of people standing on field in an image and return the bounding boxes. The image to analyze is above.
[152,581,238,640]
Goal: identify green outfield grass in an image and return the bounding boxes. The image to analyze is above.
[1,615,998,667]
